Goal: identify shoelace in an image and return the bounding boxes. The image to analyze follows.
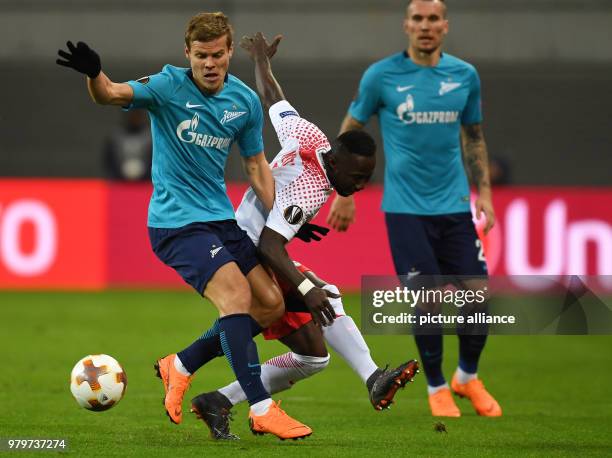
[275,400,284,414]
[271,401,307,429]
[210,408,234,430]
[212,410,239,440]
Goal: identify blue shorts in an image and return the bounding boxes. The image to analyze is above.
[148,220,260,295]
[385,212,487,278]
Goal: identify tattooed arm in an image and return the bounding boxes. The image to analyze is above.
[461,123,496,235]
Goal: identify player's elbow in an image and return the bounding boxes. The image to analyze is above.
[90,94,110,105]
[90,82,132,106]
[89,89,117,106]
[262,92,282,110]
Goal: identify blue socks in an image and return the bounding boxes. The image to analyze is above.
[415,332,489,385]
[414,334,445,387]
[177,317,262,375]
[415,307,489,386]
[178,314,268,405]
[458,334,487,374]
[218,314,269,405]
[457,303,489,374]
[177,320,223,374]
[414,306,445,387]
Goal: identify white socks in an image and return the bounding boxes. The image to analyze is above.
[454,367,477,385]
[426,369,477,395]
[321,284,346,316]
[173,354,191,376]
[427,383,450,396]
[217,285,379,406]
[322,315,378,383]
[219,352,330,406]
[250,398,273,416]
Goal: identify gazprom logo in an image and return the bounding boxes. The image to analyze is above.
[396,94,459,125]
[400,111,460,125]
[176,113,231,150]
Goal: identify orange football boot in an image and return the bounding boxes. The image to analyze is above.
[428,388,461,417]
[249,400,312,440]
[451,375,502,417]
[154,354,192,424]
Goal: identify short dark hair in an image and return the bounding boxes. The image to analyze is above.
[407,0,446,6]
[406,0,447,18]
[335,130,376,157]
[185,12,233,50]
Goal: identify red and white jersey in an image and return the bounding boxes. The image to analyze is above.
[236,100,333,245]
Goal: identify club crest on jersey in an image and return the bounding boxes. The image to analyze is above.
[220,109,247,124]
[283,205,304,225]
[439,81,462,96]
[176,113,231,150]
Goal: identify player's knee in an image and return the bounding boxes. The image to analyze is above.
[249,285,284,327]
[205,263,253,314]
[293,353,330,377]
[259,286,285,319]
[219,280,252,315]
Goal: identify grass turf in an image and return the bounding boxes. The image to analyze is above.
[1,290,611,457]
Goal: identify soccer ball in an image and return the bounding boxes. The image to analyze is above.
[70,354,127,411]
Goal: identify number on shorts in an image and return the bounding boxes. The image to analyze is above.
[475,239,486,262]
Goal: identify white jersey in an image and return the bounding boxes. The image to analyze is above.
[236,100,333,246]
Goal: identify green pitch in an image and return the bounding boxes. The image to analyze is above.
[1,291,611,457]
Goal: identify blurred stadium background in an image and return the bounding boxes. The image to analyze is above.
[1,0,611,183]
[0,2,611,455]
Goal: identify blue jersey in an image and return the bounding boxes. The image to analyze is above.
[350,52,482,215]
[125,65,264,228]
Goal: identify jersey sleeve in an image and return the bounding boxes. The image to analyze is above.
[265,199,303,242]
[461,67,483,125]
[124,66,175,110]
[268,100,331,156]
[348,65,382,124]
[268,100,301,148]
[237,93,265,157]
[265,164,330,243]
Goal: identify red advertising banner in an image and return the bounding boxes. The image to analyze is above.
[0,180,610,291]
[291,188,612,289]
[0,180,107,289]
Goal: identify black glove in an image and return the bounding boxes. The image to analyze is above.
[295,223,330,243]
[56,41,101,78]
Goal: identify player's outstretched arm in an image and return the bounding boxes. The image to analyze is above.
[57,41,133,106]
[239,32,285,110]
[258,227,337,327]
